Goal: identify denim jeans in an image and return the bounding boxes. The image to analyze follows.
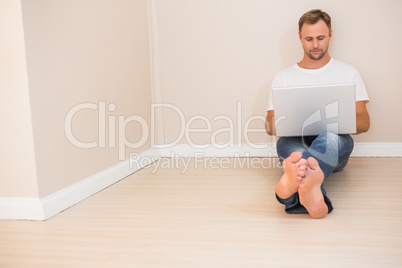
[275,133,354,214]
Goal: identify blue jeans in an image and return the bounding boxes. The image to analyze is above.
[275,133,354,214]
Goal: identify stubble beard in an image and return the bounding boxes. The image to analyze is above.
[306,48,328,61]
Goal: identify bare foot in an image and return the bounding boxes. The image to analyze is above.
[275,152,307,199]
[298,157,328,219]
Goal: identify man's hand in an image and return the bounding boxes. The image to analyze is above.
[265,110,276,136]
[355,101,370,134]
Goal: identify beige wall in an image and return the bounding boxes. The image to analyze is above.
[19,0,152,197]
[0,0,39,198]
[157,0,402,145]
[2,0,402,201]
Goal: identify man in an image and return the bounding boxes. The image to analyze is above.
[265,9,370,219]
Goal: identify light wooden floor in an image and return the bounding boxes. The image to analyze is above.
[1,157,402,268]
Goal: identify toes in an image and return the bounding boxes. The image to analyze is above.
[297,160,307,178]
[288,152,302,163]
[307,157,320,170]
[297,158,307,167]
[297,169,305,178]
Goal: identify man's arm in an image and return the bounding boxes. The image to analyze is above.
[265,110,276,136]
[355,101,370,134]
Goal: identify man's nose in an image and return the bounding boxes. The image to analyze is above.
[312,39,319,48]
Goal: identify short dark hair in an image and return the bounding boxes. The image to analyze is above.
[298,9,331,33]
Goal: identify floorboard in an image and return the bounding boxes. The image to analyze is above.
[0,157,401,268]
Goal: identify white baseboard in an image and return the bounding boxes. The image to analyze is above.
[1,142,401,220]
[0,198,45,221]
[351,142,402,157]
[0,148,161,221]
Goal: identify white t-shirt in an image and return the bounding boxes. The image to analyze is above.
[267,58,370,111]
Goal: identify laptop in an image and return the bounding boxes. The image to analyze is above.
[272,83,356,137]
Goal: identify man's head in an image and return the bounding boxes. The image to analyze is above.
[298,9,332,61]
[298,9,331,35]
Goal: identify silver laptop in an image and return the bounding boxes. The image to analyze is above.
[272,83,356,137]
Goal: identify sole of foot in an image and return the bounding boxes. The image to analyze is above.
[298,157,328,219]
[275,152,307,199]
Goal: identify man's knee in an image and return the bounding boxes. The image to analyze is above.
[341,134,354,151]
[318,132,339,141]
[319,133,353,148]
[315,132,354,162]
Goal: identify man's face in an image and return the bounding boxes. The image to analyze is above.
[299,19,332,61]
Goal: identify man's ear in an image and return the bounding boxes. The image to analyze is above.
[329,30,332,38]
[298,32,302,41]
